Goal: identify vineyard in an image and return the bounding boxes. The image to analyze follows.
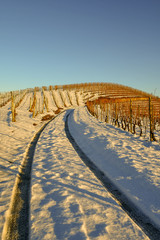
[1,82,160,239]
[65,83,160,142]
[0,82,160,142]
[87,96,160,142]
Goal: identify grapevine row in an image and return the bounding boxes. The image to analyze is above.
[87,97,160,142]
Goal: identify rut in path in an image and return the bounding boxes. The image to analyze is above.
[65,110,160,240]
[2,118,54,240]
[2,108,159,240]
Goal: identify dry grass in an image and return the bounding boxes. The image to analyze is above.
[41,114,54,121]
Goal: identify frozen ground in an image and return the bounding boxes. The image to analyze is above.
[30,110,149,239]
[0,93,45,237]
[68,107,160,237]
[0,90,160,239]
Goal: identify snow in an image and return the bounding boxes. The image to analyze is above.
[68,107,160,227]
[0,89,159,239]
[30,110,148,239]
[0,93,45,237]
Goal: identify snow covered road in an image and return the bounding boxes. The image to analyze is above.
[30,109,149,239]
[1,103,160,239]
[68,107,160,239]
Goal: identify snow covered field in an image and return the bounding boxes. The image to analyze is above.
[0,90,160,239]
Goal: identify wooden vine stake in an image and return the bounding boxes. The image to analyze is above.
[149,97,155,141]
[106,103,109,123]
[39,98,40,114]
[115,102,118,126]
[29,97,32,112]
[42,98,44,114]
[100,102,103,121]
[29,88,37,117]
[130,99,133,133]
[11,92,16,122]
[32,97,36,118]
[42,88,49,112]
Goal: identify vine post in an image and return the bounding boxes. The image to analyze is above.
[106,103,109,123]
[32,97,36,118]
[42,88,49,112]
[115,102,117,126]
[29,97,32,112]
[11,92,16,122]
[149,97,155,141]
[130,99,133,133]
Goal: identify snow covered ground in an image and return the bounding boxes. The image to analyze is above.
[30,110,149,239]
[0,89,84,238]
[68,107,160,237]
[0,90,160,239]
[69,107,160,214]
[0,92,46,238]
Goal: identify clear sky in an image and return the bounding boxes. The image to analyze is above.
[0,0,160,96]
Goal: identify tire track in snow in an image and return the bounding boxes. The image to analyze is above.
[65,109,160,240]
[31,110,147,239]
[2,117,55,240]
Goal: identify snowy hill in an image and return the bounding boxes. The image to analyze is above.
[0,84,160,239]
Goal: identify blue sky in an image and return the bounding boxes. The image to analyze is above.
[0,0,160,96]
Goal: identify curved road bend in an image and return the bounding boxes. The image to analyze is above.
[2,109,156,239]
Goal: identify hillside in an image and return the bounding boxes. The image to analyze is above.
[1,83,159,142]
[0,83,160,239]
